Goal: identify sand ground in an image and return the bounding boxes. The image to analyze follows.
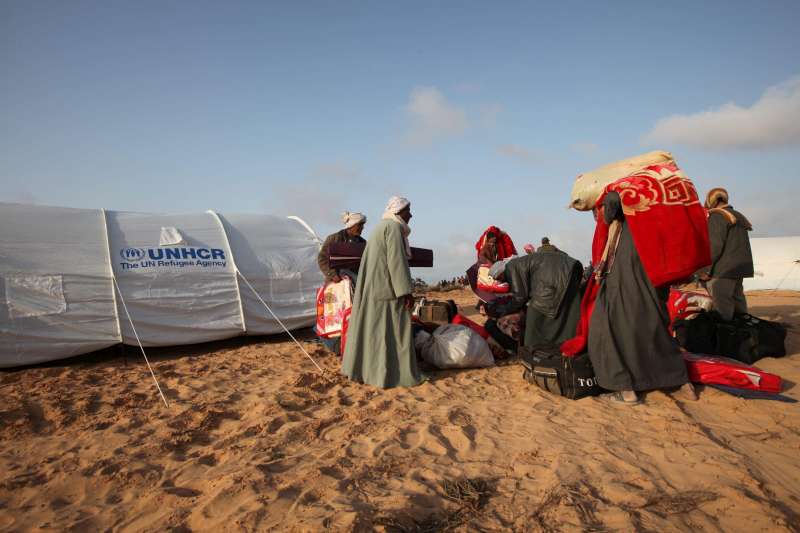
[1,289,799,532]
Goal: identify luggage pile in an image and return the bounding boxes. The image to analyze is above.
[411,298,501,370]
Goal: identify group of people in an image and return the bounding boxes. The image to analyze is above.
[315,187,754,405]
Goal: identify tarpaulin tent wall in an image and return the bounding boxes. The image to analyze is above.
[744,236,800,291]
[0,202,323,368]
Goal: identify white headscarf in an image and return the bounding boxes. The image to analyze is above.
[381,196,412,259]
[341,211,366,229]
[385,196,410,215]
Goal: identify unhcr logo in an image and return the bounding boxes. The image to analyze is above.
[117,246,227,270]
[120,247,146,262]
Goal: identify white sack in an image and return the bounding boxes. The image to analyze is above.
[569,150,673,211]
[418,323,494,369]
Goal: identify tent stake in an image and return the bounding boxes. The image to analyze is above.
[236,270,325,374]
[112,277,170,407]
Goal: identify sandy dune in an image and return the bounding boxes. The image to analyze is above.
[1,289,799,532]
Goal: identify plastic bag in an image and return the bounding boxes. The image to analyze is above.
[417,324,495,369]
[315,277,353,338]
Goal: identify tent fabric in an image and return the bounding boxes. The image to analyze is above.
[744,236,800,291]
[0,202,323,368]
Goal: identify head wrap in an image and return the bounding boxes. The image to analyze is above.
[705,188,729,209]
[523,243,535,254]
[384,196,410,215]
[341,211,366,229]
[381,196,412,258]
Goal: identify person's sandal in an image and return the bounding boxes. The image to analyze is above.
[606,391,641,405]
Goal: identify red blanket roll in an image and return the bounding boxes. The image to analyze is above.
[683,352,782,393]
[600,163,710,288]
[561,162,710,357]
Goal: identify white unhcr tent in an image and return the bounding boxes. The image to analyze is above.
[744,236,800,291]
[0,202,324,368]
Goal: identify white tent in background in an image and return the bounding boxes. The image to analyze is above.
[744,236,800,291]
[0,202,324,368]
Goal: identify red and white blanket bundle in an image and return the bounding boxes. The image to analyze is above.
[561,162,711,356]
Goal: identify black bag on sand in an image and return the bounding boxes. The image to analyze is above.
[716,313,787,365]
[519,345,604,400]
[673,312,718,354]
[674,311,787,365]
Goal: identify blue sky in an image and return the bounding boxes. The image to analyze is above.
[2,1,799,280]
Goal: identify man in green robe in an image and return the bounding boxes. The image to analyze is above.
[341,196,425,388]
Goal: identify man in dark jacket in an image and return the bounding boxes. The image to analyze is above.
[318,211,367,282]
[702,188,754,321]
[489,248,582,348]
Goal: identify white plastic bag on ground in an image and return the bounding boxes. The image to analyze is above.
[569,150,673,211]
[417,324,495,369]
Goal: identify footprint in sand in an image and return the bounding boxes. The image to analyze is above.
[164,486,203,498]
[198,454,218,466]
[398,426,423,450]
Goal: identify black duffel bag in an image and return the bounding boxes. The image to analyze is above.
[519,345,604,400]
[673,312,718,355]
[674,311,787,365]
[716,313,787,365]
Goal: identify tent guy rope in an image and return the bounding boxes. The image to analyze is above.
[112,277,170,407]
[236,270,325,374]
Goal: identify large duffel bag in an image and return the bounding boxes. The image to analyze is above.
[519,345,604,400]
[674,312,787,365]
[715,313,787,365]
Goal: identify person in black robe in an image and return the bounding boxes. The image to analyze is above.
[588,192,695,404]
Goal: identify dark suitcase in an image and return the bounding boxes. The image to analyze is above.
[519,345,604,400]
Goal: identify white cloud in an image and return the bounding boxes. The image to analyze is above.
[642,77,800,150]
[405,86,469,145]
[496,144,543,162]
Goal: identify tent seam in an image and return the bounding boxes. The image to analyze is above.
[207,210,247,333]
[100,209,124,342]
